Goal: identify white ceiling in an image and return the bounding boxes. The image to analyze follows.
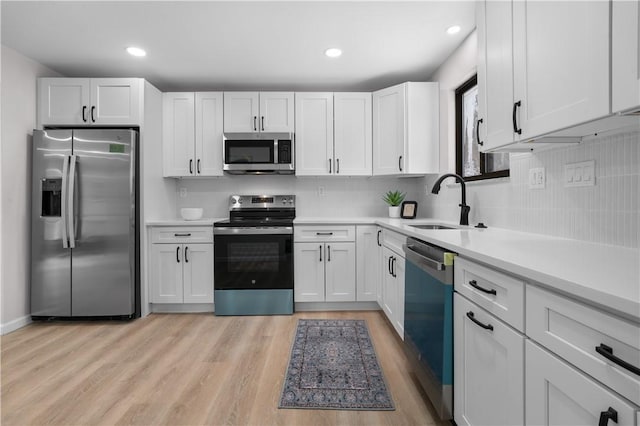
[1,1,476,92]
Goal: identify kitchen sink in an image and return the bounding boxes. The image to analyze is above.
[411,224,457,230]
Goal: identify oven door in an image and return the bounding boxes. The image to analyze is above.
[214,228,293,290]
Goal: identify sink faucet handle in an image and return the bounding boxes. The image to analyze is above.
[459,203,471,226]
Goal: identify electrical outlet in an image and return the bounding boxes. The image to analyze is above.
[317,186,325,197]
[528,167,545,189]
[564,160,595,187]
[179,187,188,198]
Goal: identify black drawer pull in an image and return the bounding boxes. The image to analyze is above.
[596,344,640,376]
[466,311,493,331]
[598,407,618,426]
[469,279,497,295]
[316,232,333,236]
[174,233,192,237]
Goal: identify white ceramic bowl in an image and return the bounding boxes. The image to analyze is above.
[180,208,203,221]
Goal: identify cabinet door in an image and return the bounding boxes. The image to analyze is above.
[294,243,325,302]
[150,244,184,303]
[224,92,259,132]
[38,78,90,126]
[393,256,405,338]
[526,340,638,426]
[91,78,141,125]
[163,92,195,177]
[477,0,516,151]
[294,93,334,176]
[376,228,384,306]
[324,242,356,302]
[381,247,397,321]
[612,0,640,113]
[356,226,379,302]
[512,1,609,140]
[183,244,214,303]
[334,93,372,176]
[260,92,294,132]
[454,294,524,426]
[195,92,224,176]
[373,84,405,175]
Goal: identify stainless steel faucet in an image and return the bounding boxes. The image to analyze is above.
[431,173,470,226]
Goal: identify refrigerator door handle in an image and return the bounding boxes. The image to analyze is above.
[61,155,70,249]
[68,154,78,248]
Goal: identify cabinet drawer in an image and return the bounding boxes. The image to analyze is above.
[455,257,525,332]
[382,228,405,256]
[294,226,355,242]
[151,226,213,243]
[526,340,638,426]
[527,285,640,406]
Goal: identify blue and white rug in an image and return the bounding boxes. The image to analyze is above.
[279,319,395,410]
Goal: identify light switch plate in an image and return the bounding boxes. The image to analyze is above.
[528,167,545,189]
[564,160,595,187]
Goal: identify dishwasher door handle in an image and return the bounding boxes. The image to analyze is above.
[403,244,445,272]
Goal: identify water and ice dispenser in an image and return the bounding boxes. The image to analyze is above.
[40,178,62,217]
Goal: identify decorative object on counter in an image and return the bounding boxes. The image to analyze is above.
[474,222,488,228]
[382,190,406,218]
[400,201,418,219]
[279,319,395,411]
[180,208,203,221]
[431,173,470,225]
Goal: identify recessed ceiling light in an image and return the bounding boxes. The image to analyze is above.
[126,46,146,57]
[446,25,461,35]
[325,48,342,58]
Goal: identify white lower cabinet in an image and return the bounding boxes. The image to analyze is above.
[149,227,213,304]
[381,245,404,339]
[526,340,638,426]
[355,225,380,302]
[294,226,356,303]
[454,293,524,426]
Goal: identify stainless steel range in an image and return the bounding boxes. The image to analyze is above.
[213,195,295,315]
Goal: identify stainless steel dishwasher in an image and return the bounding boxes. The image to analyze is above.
[403,236,456,420]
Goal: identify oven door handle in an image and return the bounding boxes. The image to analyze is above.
[213,227,293,235]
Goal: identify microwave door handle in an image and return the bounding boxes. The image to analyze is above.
[61,155,70,248]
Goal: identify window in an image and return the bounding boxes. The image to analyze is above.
[455,75,509,181]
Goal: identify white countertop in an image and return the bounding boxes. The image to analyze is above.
[297,217,640,321]
[146,218,223,226]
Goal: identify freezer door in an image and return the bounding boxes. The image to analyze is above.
[71,129,136,316]
[31,130,72,316]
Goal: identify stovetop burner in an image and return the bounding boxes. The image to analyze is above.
[214,194,296,228]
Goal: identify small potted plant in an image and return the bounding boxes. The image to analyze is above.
[383,190,405,218]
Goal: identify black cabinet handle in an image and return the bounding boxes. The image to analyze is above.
[261,116,265,131]
[253,116,257,131]
[377,230,381,246]
[197,159,201,174]
[328,159,332,174]
[469,279,497,295]
[596,344,640,376]
[189,159,193,174]
[512,101,522,135]
[174,233,191,237]
[398,156,403,172]
[316,232,333,236]
[388,256,392,275]
[466,311,494,331]
[184,246,189,263]
[91,106,96,123]
[336,158,340,174]
[176,246,180,263]
[82,106,88,123]
[319,245,322,262]
[391,257,396,277]
[477,118,484,146]
[327,245,331,262]
[598,407,618,426]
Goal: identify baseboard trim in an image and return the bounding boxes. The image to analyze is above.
[150,303,214,313]
[1,315,32,335]
[295,301,381,312]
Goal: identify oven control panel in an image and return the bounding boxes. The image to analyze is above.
[230,195,296,209]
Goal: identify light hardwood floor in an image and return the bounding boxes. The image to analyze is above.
[1,311,448,425]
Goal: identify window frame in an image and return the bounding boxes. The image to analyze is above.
[455,74,510,182]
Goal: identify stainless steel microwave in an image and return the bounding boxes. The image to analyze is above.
[223,132,294,174]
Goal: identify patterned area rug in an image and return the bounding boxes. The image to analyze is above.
[279,319,395,410]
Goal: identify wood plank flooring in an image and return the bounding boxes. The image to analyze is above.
[1,311,448,425]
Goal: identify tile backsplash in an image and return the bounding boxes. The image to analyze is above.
[421,130,640,248]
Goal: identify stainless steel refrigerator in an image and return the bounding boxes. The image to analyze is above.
[31,129,139,318]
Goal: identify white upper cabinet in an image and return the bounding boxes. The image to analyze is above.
[163,92,223,177]
[373,82,439,176]
[478,1,611,151]
[295,93,334,176]
[612,0,640,114]
[224,91,294,133]
[296,92,372,176]
[38,78,141,127]
[334,93,372,176]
